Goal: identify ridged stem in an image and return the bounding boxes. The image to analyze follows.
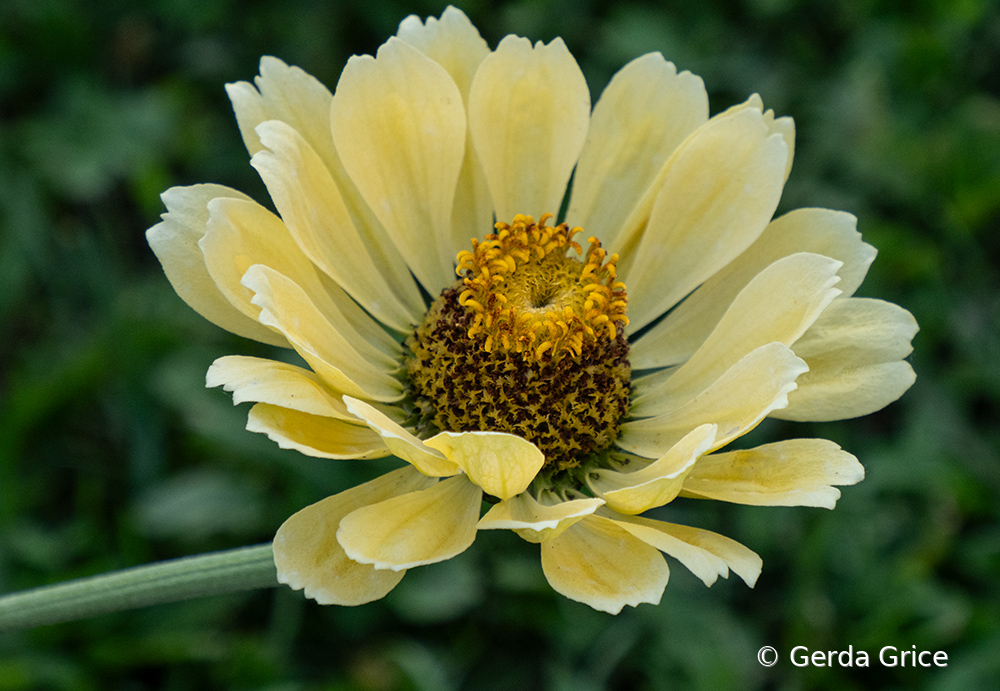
[0,543,277,630]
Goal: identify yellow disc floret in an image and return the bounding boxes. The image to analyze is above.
[455,214,628,360]
[404,214,632,472]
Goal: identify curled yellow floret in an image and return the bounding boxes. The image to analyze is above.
[455,214,628,360]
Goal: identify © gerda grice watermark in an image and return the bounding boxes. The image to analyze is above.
[757,645,949,668]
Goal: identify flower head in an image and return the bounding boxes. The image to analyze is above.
[147,7,917,613]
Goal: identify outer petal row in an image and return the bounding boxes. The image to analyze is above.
[681,439,865,508]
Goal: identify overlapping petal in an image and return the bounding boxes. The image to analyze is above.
[226,56,426,323]
[776,298,918,420]
[337,475,482,570]
[424,431,545,500]
[681,439,864,508]
[343,397,460,477]
[331,37,466,294]
[589,424,716,514]
[246,403,387,459]
[631,252,841,416]
[242,265,403,402]
[147,184,286,346]
[621,99,790,329]
[207,355,355,420]
[567,53,708,248]
[396,6,493,249]
[199,195,400,360]
[631,208,875,368]
[273,466,435,605]
[607,512,762,587]
[252,120,425,331]
[620,342,808,458]
[541,515,669,614]
[478,492,604,543]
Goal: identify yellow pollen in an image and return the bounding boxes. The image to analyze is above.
[454,214,629,360]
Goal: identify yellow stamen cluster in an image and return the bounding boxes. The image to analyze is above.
[455,214,628,360]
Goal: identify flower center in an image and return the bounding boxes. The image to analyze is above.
[404,214,631,471]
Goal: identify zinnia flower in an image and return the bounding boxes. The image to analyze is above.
[147,6,917,613]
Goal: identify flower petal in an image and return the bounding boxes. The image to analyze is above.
[631,252,841,416]
[590,424,716,514]
[775,297,918,421]
[396,7,493,254]
[337,475,482,571]
[331,37,466,294]
[147,184,286,346]
[227,57,425,324]
[607,512,762,587]
[424,431,545,500]
[468,35,590,221]
[631,208,875,368]
[200,196,400,361]
[681,439,864,508]
[619,342,808,458]
[242,265,403,402]
[343,396,461,478]
[622,99,790,330]
[478,492,604,543]
[252,120,425,331]
[246,403,388,459]
[273,466,434,605]
[207,355,354,420]
[541,515,669,614]
[567,53,708,247]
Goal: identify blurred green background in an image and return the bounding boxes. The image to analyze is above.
[1,0,998,689]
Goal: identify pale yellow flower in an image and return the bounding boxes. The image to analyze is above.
[147,7,917,613]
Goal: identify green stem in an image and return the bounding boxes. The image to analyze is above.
[0,543,278,630]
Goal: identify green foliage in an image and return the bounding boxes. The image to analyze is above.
[1,0,998,688]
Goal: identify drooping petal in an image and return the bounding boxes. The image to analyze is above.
[590,424,716,514]
[631,208,875,368]
[242,265,403,402]
[337,475,482,571]
[396,6,493,250]
[246,403,388,459]
[621,99,789,330]
[273,466,434,605]
[147,184,286,346]
[775,297,918,421]
[541,515,669,614]
[607,512,762,587]
[468,35,590,221]
[478,492,604,543]
[207,355,355,420]
[199,196,400,361]
[631,252,841,416]
[567,53,708,247]
[252,120,425,331]
[681,439,864,508]
[331,37,466,295]
[423,431,546,500]
[343,397,460,478]
[620,343,808,458]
